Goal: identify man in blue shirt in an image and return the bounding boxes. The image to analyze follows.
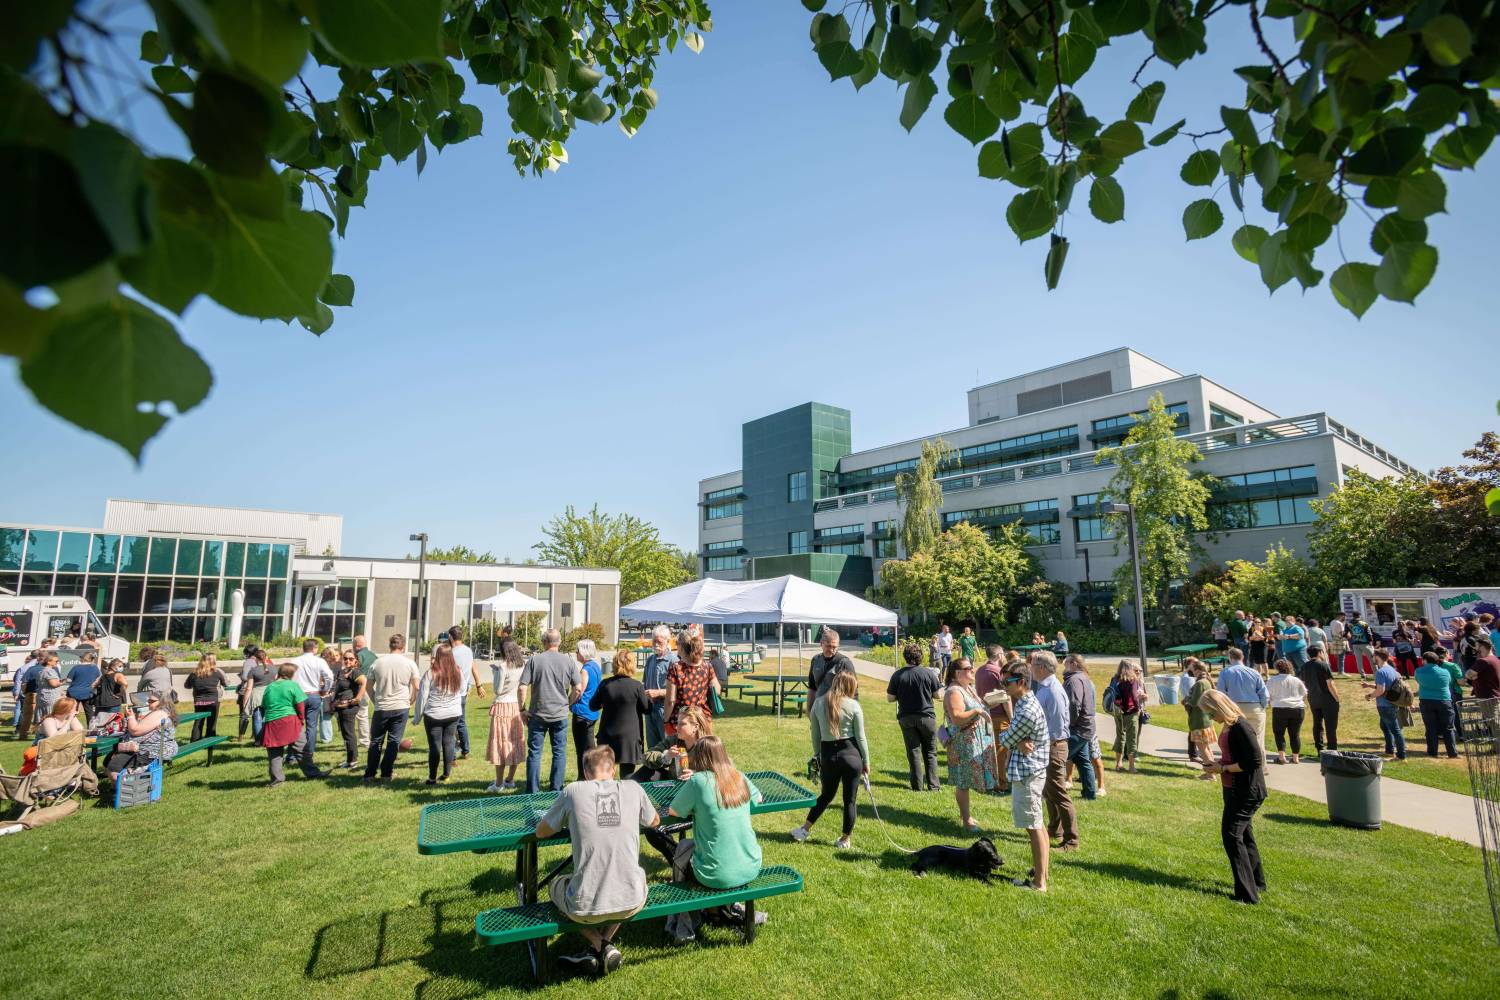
[998,667,1051,892]
[641,625,676,749]
[1280,617,1309,670]
[1216,648,1269,749]
[1028,651,1078,851]
[1361,649,1407,760]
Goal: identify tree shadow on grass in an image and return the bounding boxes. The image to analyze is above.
[1066,858,1227,899]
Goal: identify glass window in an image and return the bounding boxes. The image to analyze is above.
[873,537,898,558]
[114,577,145,614]
[1074,517,1112,542]
[789,530,810,555]
[85,575,116,614]
[0,528,24,570]
[1210,404,1244,428]
[242,581,267,615]
[202,540,223,576]
[245,543,271,577]
[706,555,741,571]
[1250,499,1280,526]
[19,572,53,595]
[176,538,203,576]
[197,579,221,614]
[270,544,290,578]
[168,616,194,643]
[705,501,742,521]
[788,471,808,503]
[147,537,176,575]
[89,534,119,573]
[119,536,150,574]
[224,541,246,577]
[144,578,172,614]
[53,573,85,596]
[140,616,167,642]
[24,530,58,570]
[57,532,90,571]
[1292,497,1316,523]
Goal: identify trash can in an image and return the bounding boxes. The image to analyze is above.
[1153,675,1180,705]
[1320,750,1383,829]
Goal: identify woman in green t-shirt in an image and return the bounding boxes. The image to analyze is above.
[259,663,307,787]
[663,735,764,942]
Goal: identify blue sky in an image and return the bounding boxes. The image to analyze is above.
[3,5,1496,558]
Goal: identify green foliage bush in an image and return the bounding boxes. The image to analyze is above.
[562,623,606,653]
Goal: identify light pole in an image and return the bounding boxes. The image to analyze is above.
[1099,502,1150,678]
[409,532,428,657]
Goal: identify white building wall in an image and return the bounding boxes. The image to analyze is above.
[104,499,343,555]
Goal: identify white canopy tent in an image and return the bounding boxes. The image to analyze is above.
[475,588,551,645]
[620,575,898,722]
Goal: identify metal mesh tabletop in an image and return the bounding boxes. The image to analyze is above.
[418,770,815,855]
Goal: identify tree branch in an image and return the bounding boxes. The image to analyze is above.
[1130,53,1156,87]
[1248,2,1292,90]
[1046,0,1068,161]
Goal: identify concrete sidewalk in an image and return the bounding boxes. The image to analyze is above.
[849,654,1483,847]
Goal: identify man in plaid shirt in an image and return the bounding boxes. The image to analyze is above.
[997,667,1051,892]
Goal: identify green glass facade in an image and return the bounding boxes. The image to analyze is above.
[750,553,872,595]
[741,402,851,562]
[0,525,293,643]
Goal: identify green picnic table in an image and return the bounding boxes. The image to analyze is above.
[87,709,212,770]
[1160,643,1220,670]
[417,770,816,976]
[1010,644,1048,652]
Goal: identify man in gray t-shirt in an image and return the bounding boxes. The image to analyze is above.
[518,629,584,793]
[537,744,659,973]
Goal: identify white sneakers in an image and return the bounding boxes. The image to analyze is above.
[834,836,852,850]
[789,825,809,843]
[483,782,502,793]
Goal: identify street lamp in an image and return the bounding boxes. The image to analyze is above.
[1098,502,1150,678]
[409,532,428,652]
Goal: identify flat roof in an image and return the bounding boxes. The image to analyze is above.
[966,346,1181,394]
[107,498,341,519]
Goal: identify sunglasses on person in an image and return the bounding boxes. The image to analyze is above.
[1004,673,1027,685]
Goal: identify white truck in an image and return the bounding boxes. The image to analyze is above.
[0,596,130,677]
[1337,586,1500,641]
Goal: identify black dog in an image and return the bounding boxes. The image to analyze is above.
[910,838,1004,883]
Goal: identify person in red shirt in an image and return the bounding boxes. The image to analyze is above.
[1465,637,1500,699]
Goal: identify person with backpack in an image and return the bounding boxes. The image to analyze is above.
[1390,622,1420,679]
[1347,614,1376,678]
[1106,660,1145,773]
[805,628,853,703]
[1362,649,1409,761]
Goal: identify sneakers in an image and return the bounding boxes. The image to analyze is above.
[789,825,809,843]
[600,943,623,971]
[483,782,502,793]
[1094,787,1107,797]
[502,780,516,790]
[665,913,697,943]
[558,950,598,974]
[834,836,852,850]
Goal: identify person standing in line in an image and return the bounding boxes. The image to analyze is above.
[1247,619,1269,677]
[1327,612,1348,675]
[1361,649,1408,761]
[590,648,651,780]
[259,663,307,788]
[1280,616,1309,671]
[641,625,676,750]
[790,671,868,849]
[533,744,660,974]
[351,634,376,750]
[1266,659,1308,765]
[1347,613,1376,678]
[1390,621,1421,679]
[1229,610,1250,660]
[996,666,1050,892]
[1212,617,1229,654]
[1180,659,1201,762]
[1060,653,1097,802]
[32,651,66,728]
[958,626,978,666]
[485,638,527,791]
[1199,690,1267,905]
[519,628,585,793]
[1183,661,1218,778]
[928,634,941,670]
[887,644,943,791]
[571,639,604,779]
[186,652,229,741]
[943,659,998,833]
[1305,619,1328,659]
[415,643,464,785]
[65,649,103,725]
[1215,648,1269,751]
[936,625,954,669]
[1298,645,1339,754]
[331,648,367,770]
[1028,651,1079,850]
[137,651,174,703]
[447,626,483,762]
[240,647,276,744]
[1415,651,1460,758]
[290,639,333,778]
[363,633,419,783]
[806,628,854,703]
[1109,661,1145,772]
[1466,637,1500,701]
[974,644,1013,793]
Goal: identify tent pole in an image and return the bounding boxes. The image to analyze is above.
[776,625,784,728]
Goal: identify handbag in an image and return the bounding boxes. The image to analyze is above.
[938,723,953,747]
[708,685,726,717]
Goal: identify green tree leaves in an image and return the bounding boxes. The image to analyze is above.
[900,75,937,132]
[309,0,444,66]
[1180,150,1219,186]
[1375,243,1438,303]
[1089,176,1125,223]
[1329,263,1378,318]
[1182,199,1222,240]
[1007,190,1056,243]
[944,93,999,144]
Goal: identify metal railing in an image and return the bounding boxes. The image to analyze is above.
[813,411,1417,513]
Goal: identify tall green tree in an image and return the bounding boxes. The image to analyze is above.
[1095,393,1214,610]
[1306,469,1434,588]
[878,521,1038,628]
[895,437,955,558]
[805,1,1498,311]
[1197,544,1335,620]
[1423,432,1500,582]
[3,1,710,458]
[534,504,691,604]
[414,544,498,565]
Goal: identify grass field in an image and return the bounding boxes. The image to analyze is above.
[0,678,1494,1000]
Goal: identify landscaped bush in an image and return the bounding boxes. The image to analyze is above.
[562,623,606,653]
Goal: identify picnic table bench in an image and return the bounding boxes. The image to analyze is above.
[1160,643,1219,672]
[86,710,226,771]
[417,770,816,981]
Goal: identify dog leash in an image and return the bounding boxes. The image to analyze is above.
[860,774,922,855]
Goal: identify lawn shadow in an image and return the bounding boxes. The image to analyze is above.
[1261,812,1330,828]
[1066,858,1227,899]
[1158,990,1237,1000]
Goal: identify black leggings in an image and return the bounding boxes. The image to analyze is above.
[191,701,220,741]
[424,715,459,780]
[805,739,862,838]
[336,706,360,764]
[1270,707,1303,754]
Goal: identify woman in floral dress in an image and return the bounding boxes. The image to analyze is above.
[943,659,996,833]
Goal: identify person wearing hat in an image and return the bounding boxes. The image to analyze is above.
[1297,644,1339,753]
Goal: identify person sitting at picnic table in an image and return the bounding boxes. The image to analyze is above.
[104,691,179,778]
[535,744,661,975]
[591,648,651,779]
[708,646,731,689]
[260,663,308,788]
[661,734,766,943]
[1051,630,1069,656]
[36,696,85,742]
[632,706,714,783]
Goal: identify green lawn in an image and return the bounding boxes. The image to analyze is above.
[0,681,1493,1000]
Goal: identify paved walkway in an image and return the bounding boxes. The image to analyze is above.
[848,655,1483,847]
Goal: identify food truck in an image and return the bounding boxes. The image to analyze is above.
[0,596,130,676]
[1336,587,1500,641]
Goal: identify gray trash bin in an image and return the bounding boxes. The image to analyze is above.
[1319,750,1383,829]
[1153,675,1180,705]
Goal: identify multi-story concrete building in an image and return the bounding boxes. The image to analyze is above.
[696,349,1417,614]
[0,500,620,648]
